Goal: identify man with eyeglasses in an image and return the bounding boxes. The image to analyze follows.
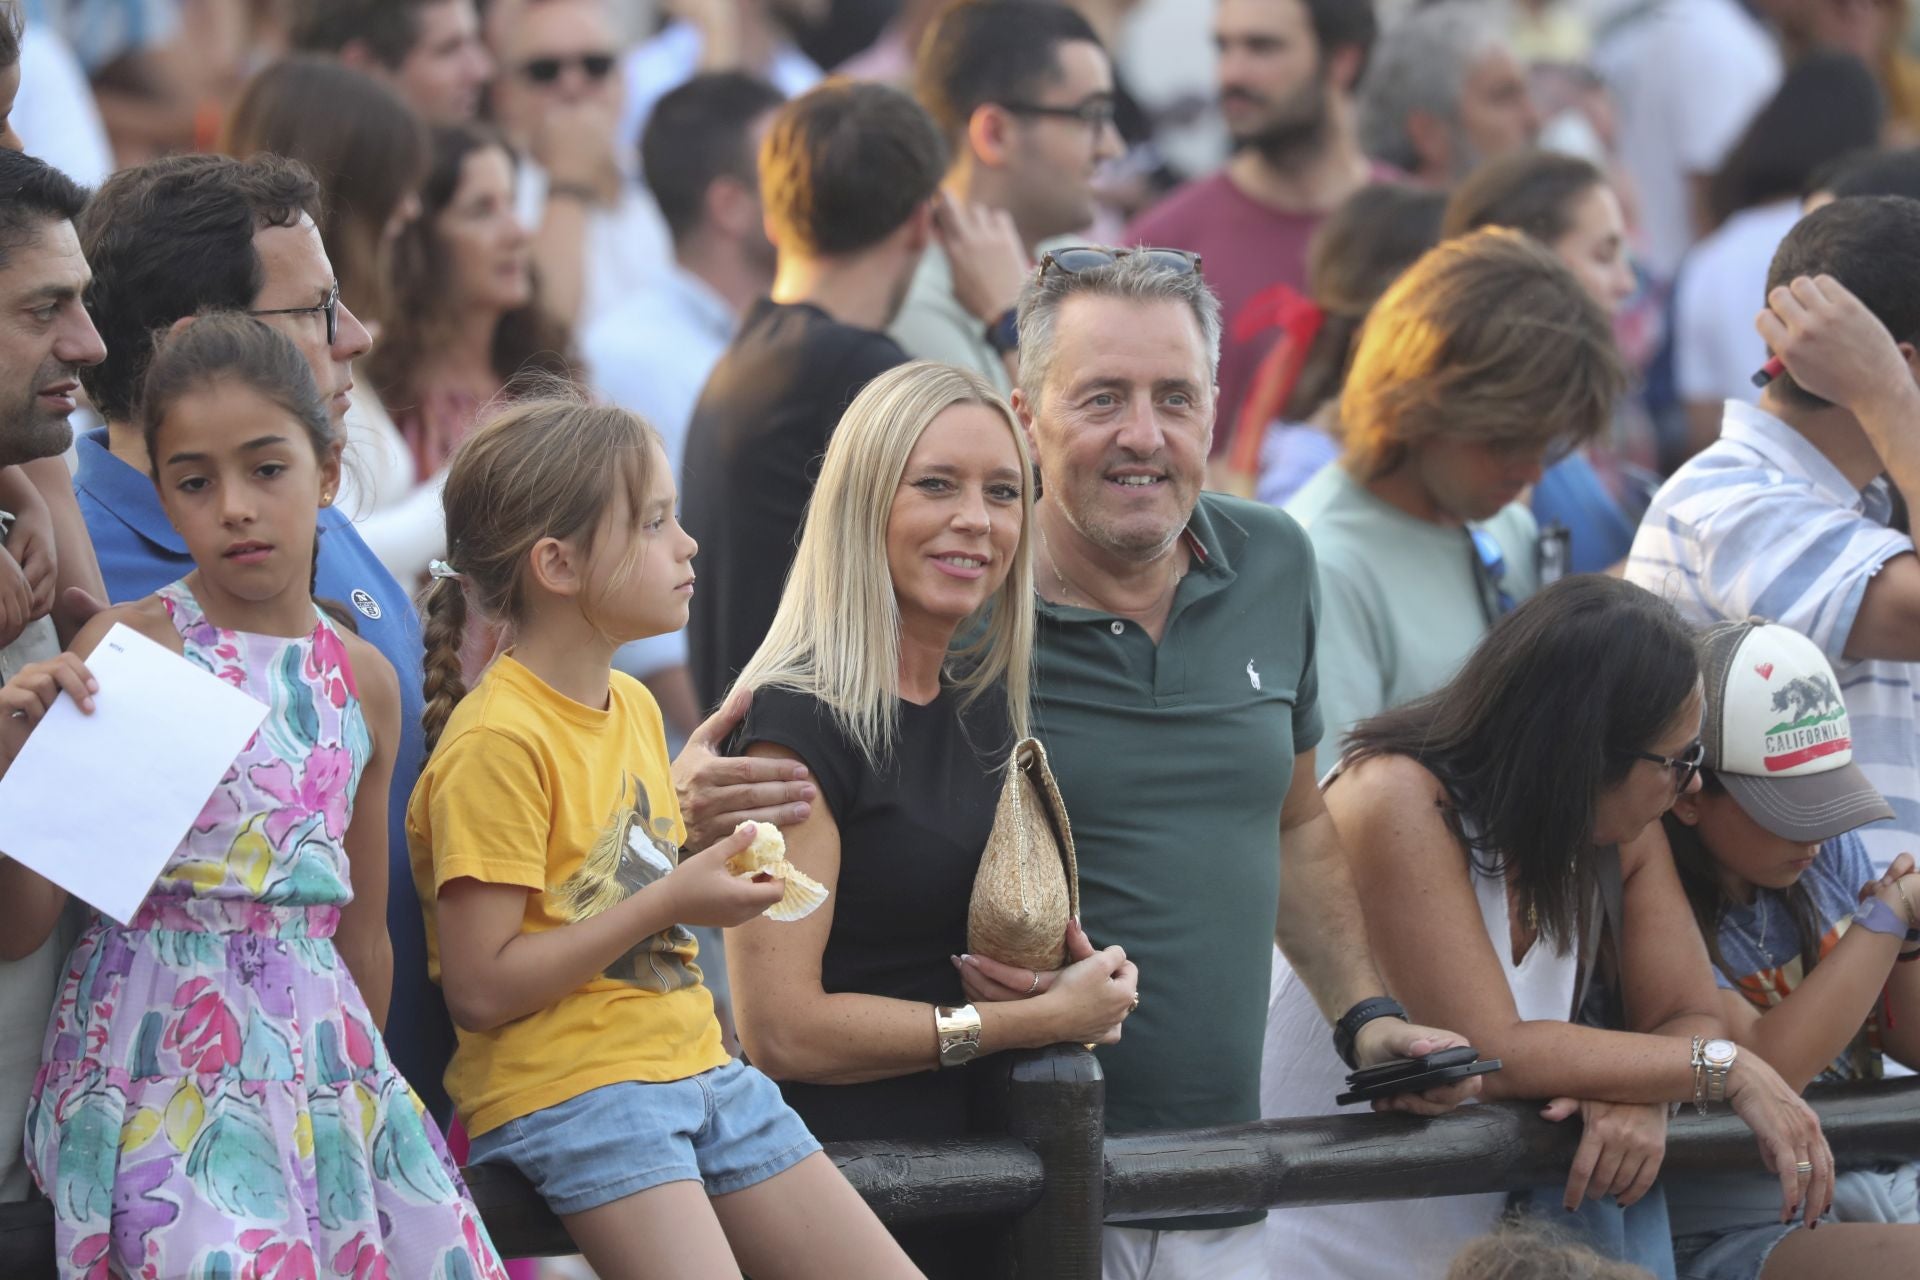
[1125,0,1384,448]
[293,0,495,125]
[64,152,461,1126]
[488,0,672,331]
[890,0,1124,393]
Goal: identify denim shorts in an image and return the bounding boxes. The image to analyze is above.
[1672,1223,1801,1280]
[466,1060,821,1214]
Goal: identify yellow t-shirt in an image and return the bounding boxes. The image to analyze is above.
[408,654,726,1137]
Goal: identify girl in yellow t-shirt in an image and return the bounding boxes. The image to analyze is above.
[407,397,922,1279]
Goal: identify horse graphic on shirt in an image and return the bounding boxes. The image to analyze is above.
[554,773,703,994]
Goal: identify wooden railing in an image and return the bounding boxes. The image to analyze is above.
[4,1048,1915,1278]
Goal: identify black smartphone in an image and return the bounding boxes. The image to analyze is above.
[1335,1046,1501,1106]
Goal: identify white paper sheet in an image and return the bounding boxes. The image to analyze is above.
[0,622,268,924]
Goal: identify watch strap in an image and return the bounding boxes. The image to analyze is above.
[1703,1040,1737,1104]
[1333,996,1408,1070]
[984,307,1020,356]
[1855,895,1909,938]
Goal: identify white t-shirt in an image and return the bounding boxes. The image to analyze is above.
[514,160,674,335]
[1592,0,1782,282]
[1673,199,1802,411]
[583,263,739,681]
[618,21,821,165]
[13,26,112,185]
[336,387,445,586]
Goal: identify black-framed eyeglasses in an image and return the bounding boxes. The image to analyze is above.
[998,97,1119,131]
[250,281,339,345]
[1618,740,1706,793]
[1038,245,1203,280]
[520,53,616,84]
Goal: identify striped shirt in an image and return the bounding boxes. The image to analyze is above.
[1626,401,1917,875]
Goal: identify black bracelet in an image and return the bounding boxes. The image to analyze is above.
[1333,996,1409,1070]
[1898,948,1920,963]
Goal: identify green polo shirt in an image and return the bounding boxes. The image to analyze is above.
[1033,493,1321,1230]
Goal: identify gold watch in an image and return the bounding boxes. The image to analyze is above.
[935,1004,982,1068]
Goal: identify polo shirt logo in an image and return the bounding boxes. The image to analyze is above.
[351,589,382,621]
[1246,660,1261,692]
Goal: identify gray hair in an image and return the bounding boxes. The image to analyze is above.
[1016,250,1223,408]
[1358,2,1506,173]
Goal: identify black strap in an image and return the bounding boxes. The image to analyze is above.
[1570,844,1625,1024]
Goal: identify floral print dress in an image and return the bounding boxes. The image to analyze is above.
[25,579,508,1280]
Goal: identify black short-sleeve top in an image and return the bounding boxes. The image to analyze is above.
[734,681,1013,1142]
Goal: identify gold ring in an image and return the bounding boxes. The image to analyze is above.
[1129,993,1141,1012]
[1795,1161,1814,1176]
[1025,971,1041,996]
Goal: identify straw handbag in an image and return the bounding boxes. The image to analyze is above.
[966,738,1080,973]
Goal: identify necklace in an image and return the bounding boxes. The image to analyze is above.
[1037,515,1184,620]
[1728,893,1775,965]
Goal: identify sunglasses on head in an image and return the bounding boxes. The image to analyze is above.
[1038,246,1202,280]
[519,53,616,84]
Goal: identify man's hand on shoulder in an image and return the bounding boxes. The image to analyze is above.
[672,684,816,851]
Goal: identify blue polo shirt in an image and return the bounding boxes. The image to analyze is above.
[73,426,455,1125]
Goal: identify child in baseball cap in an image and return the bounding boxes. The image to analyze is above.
[1663,619,1920,1266]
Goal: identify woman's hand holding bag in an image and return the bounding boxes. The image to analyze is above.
[954,919,1139,1047]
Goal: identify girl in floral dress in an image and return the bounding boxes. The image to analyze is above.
[3,315,506,1279]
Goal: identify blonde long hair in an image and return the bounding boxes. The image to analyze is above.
[733,361,1035,767]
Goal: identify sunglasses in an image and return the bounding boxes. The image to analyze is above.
[1038,246,1203,280]
[249,280,339,346]
[1618,740,1706,793]
[519,53,616,84]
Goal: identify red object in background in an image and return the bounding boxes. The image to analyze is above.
[1223,283,1326,482]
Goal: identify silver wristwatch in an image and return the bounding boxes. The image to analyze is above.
[1701,1038,1738,1107]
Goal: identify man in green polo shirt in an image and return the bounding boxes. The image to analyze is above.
[994,246,1479,1277]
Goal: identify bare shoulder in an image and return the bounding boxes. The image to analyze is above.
[73,597,180,659]
[1332,753,1449,814]
[1326,753,1465,868]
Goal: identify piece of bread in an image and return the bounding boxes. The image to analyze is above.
[727,821,828,922]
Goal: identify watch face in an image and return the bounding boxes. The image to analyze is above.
[1704,1040,1737,1067]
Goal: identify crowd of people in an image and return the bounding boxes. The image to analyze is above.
[0,0,1919,1278]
